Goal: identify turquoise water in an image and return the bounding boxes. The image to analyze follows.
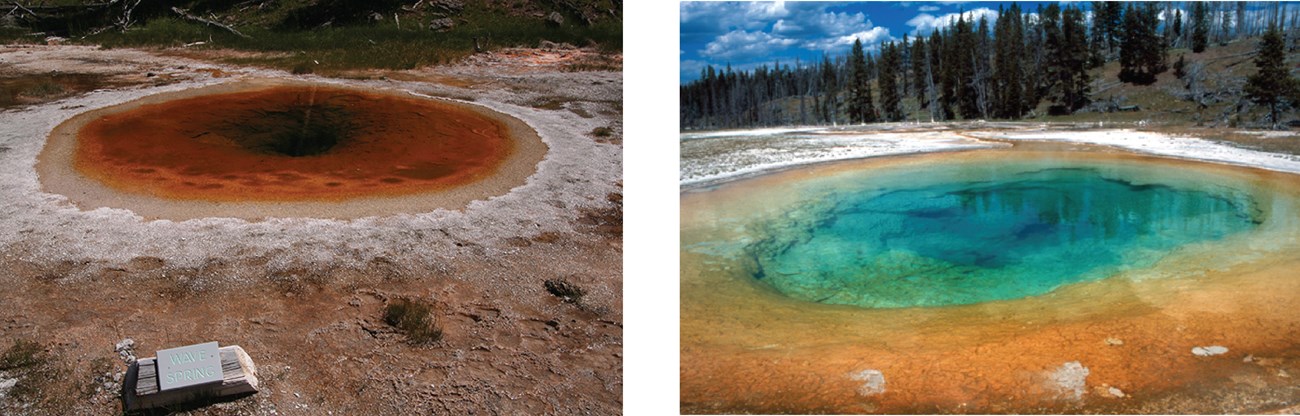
[750,163,1263,308]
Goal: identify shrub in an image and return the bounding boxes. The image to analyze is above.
[0,339,44,371]
[383,298,443,345]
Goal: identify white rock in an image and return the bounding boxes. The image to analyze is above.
[1108,386,1125,398]
[1192,346,1229,356]
[0,376,18,399]
[848,369,886,396]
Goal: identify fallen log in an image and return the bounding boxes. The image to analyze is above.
[171,6,251,39]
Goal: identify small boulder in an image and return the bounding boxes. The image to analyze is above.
[430,0,464,13]
[0,376,17,400]
[115,338,137,364]
[429,18,455,32]
[546,11,564,26]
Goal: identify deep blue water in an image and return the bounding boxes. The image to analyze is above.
[752,165,1262,308]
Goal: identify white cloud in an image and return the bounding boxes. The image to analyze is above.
[802,27,892,53]
[680,59,709,82]
[772,19,803,34]
[804,11,874,36]
[701,29,800,61]
[906,7,999,35]
[680,1,792,32]
[918,5,940,12]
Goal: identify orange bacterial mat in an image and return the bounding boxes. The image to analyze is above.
[72,84,512,201]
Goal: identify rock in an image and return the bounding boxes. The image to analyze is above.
[1108,386,1125,398]
[1048,361,1090,400]
[546,12,564,26]
[848,369,885,396]
[539,40,578,50]
[430,0,464,12]
[1104,337,1123,346]
[0,376,17,399]
[45,36,66,45]
[115,338,137,364]
[1192,346,1229,356]
[428,18,455,31]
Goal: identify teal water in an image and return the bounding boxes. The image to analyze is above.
[751,163,1263,308]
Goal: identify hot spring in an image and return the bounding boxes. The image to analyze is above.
[749,159,1262,308]
[37,80,546,219]
[681,148,1300,414]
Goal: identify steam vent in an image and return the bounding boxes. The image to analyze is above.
[37,81,546,219]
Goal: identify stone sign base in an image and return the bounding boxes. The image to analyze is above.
[123,345,259,411]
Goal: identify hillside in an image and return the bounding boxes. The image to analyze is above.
[0,0,621,72]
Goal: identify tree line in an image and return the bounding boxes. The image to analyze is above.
[680,1,1300,130]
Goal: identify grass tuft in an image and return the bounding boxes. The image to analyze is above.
[0,339,44,371]
[383,297,443,345]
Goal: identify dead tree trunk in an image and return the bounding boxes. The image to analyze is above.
[171,7,250,39]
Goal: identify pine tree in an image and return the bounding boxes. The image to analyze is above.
[878,41,904,121]
[973,16,993,118]
[848,38,878,124]
[911,36,928,105]
[1059,6,1091,113]
[1119,3,1167,85]
[1245,25,1300,128]
[1089,1,1109,63]
[933,28,954,120]
[994,3,1024,118]
[1091,1,1123,56]
[1192,2,1209,53]
[900,34,912,99]
[820,54,839,125]
[1173,9,1183,46]
[954,14,979,119]
[1023,6,1046,113]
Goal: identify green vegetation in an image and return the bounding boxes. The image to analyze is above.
[1245,25,1300,128]
[0,339,44,371]
[1,0,621,72]
[383,297,443,345]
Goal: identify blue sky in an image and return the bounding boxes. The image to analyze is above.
[680,2,1060,83]
[679,1,1297,83]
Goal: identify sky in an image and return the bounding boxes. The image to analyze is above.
[679,1,1299,83]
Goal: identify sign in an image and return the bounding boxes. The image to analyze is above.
[156,342,222,391]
